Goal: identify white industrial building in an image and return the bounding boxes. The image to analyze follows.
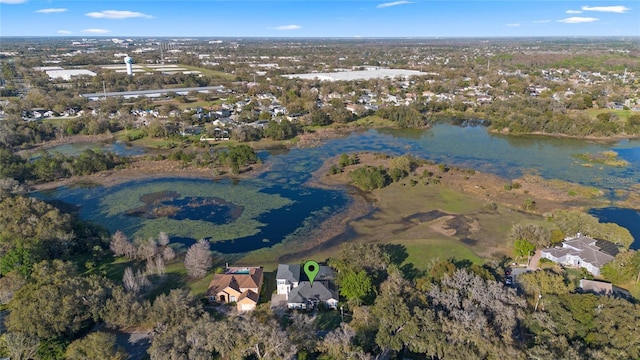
[45,69,97,81]
[283,68,427,81]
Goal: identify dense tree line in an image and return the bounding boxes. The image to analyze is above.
[215,144,259,174]
[0,148,129,184]
[484,97,640,137]
[377,104,430,128]
[0,118,57,148]
[0,195,108,278]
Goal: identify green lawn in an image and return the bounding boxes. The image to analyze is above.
[585,108,633,121]
[42,117,75,129]
[391,237,483,270]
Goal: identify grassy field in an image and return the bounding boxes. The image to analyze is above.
[179,65,236,81]
[42,117,76,129]
[586,108,633,121]
[175,98,224,110]
[390,237,483,270]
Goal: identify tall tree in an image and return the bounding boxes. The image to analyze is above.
[340,270,373,306]
[64,332,127,360]
[184,239,212,279]
[318,324,372,360]
[6,260,113,339]
[1,332,39,360]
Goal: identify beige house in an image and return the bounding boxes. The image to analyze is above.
[206,266,263,312]
[579,279,631,298]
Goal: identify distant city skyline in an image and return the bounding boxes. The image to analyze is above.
[0,1,638,38]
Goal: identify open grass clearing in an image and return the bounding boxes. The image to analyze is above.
[178,64,236,80]
[389,237,483,270]
[586,108,633,122]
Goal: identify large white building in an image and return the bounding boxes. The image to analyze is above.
[45,69,96,81]
[540,234,615,276]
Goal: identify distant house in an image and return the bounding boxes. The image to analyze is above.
[206,266,263,312]
[605,102,625,110]
[540,234,615,276]
[275,264,339,310]
[579,279,631,298]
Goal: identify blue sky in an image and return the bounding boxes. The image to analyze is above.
[1,1,638,37]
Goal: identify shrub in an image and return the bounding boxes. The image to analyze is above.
[348,166,390,191]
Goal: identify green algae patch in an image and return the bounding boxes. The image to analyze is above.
[98,179,293,242]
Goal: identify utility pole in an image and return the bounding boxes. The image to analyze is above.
[534,293,542,312]
[102,81,107,100]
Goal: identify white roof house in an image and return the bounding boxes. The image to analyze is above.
[540,234,615,276]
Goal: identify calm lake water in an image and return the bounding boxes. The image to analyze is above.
[36,124,640,252]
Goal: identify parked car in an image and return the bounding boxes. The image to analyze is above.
[505,276,513,286]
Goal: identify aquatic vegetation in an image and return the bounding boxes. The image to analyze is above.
[576,150,629,167]
[91,179,294,242]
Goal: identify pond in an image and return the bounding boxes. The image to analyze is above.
[589,207,640,250]
[35,123,640,253]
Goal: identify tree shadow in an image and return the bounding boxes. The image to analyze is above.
[400,263,423,281]
[451,258,473,269]
[381,243,408,266]
[146,271,188,300]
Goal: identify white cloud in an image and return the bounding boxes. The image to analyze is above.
[506,23,521,27]
[581,5,630,13]
[36,8,67,13]
[57,30,72,34]
[82,28,111,34]
[533,20,551,23]
[558,16,599,23]
[566,10,583,14]
[377,1,413,9]
[273,24,301,30]
[85,10,153,19]
[0,0,28,4]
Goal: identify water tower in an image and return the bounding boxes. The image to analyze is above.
[124,55,133,76]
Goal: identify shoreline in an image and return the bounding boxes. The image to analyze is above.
[488,128,640,142]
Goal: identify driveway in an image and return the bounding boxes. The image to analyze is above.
[270,294,288,316]
[527,249,542,271]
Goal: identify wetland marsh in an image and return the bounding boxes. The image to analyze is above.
[36,123,640,266]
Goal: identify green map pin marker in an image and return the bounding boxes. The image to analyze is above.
[303,260,320,287]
